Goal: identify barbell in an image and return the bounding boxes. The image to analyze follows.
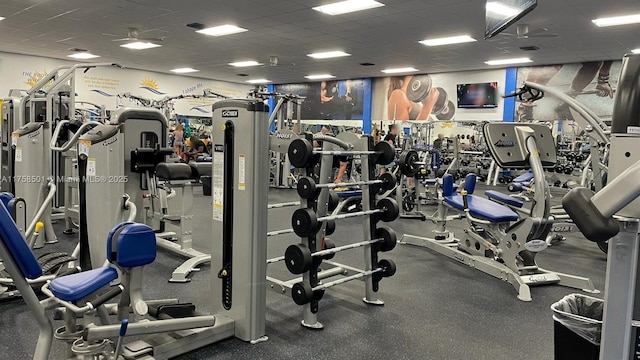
[288,138,395,168]
[297,173,396,200]
[291,198,400,237]
[268,219,336,238]
[284,227,396,274]
[291,259,396,305]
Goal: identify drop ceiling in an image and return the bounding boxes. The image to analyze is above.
[0,0,638,84]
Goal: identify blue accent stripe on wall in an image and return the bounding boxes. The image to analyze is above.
[363,78,373,133]
[267,84,276,132]
[503,67,518,122]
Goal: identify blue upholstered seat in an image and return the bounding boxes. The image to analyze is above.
[444,194,519,222]
[49,267,118,302]
[513,171,534,183]
[485,190,524,208]
[336,190,362,198]
[0,201,42,279]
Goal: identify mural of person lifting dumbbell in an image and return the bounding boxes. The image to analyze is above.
[517,60,619,121]
[387,75,456,121]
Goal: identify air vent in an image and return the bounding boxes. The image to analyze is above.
[237,73,249,77]
[360,62,375,66]
[69,48,88,52]
[520,46,540,51]
[186,23,205,30]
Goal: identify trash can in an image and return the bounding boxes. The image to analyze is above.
[551,294,603,360]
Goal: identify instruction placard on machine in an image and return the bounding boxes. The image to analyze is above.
[238,154,246,191]
[212,145,224,221]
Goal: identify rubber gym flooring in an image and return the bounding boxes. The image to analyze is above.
[0,183,607,360]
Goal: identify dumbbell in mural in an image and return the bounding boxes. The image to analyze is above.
[406,75,456,121]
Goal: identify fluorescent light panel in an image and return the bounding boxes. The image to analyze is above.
[170,68,199,73]
[67,52,100,59]
[381,67,418,74]
[486,1,519,17]
[196,24,248,36]
[313,0,385,15]
[420,35,476,46]
[229,60,262,67]
[485,57,532,66]
[632,49,640,54]
[0,17,5,21]
[120,42,162,50]
[593,14,640,27]
[247,79,271,84]
[305,74,336,80]
[307,51,351,59]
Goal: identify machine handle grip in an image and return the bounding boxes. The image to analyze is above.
[119,319,129,336]
[88,285,123,309]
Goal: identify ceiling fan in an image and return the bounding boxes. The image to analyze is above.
[102,27,164,43]
[501,24,558,39]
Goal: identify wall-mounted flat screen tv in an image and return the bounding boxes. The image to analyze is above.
[457,82,499,108]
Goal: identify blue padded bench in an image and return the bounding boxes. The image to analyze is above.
[442,174,519,223]
[513,171,534,183]
[485,190,524,208]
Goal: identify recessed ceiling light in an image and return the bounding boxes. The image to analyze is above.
[419,35,476,47]
[593,14,640,27]
[196,24,248,36]
[229,60,262,67]
[313,0,385,15]
[67,52,100,59]
[247,79,271,84]
[486,1,519,17]
[307,51,351,59]
[120,42,162,50]
[632,49,640,54]
[170,68,199,73]
[381,67,419,74]
[305,74,336,80]
[0,17,5,21]
[484,57,533,66]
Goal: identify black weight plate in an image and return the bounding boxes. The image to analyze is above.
[376,198,400,222]
[402,194,415,212]
[379,172,397,191]
[375,226,397,252]
[436,101,456,121]
[297,177,318,199]
[328,191,339,212]
[325,219,336,236]
[291,208,319,237]
[322,238,336,260]
[432,87,448,114]
[406,75,433,102]
[564,166,574,175]
[399,150,419,177]
[284,244,313,274]
[288,138,313,168]
[374,141,395,165]
[292,282,313,305]
[378,259,397,278]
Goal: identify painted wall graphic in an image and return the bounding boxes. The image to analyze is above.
[515,60,622,123]
[371,69,507,122]
[0,52,248,117]
[275,79,366,120]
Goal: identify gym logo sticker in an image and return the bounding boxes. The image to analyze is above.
[275,132,294,139]
[524,239,548,253]
[441,122,454,128]
[494,140,516,147]
[139,77,167,95]
[222,110,239,118]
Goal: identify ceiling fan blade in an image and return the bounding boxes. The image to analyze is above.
[112,37,134,42]
[136,37,164,42]
[531,33,558,38]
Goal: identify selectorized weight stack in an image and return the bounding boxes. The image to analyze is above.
[283,134,399,328]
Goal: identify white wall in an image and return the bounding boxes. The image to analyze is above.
[372,68,507,122]
[0,52,248,117]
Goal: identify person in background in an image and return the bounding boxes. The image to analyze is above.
[379,124,399,175]
[433,133,444,151]
[320,80,353,120]
[173,123,184,158]
[313,126,329,148]
[387,76,440,121]
[182,135,208,163]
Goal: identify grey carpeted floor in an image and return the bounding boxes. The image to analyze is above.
[0,183,607,360]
